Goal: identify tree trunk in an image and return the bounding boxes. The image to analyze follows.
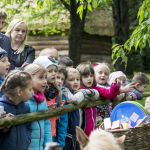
[113,0,133,75]
[0,98,111,128]
[69,0,87,67]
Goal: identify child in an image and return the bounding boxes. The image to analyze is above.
[58,57,73,68]
[0,70,33,150]
[108,71,136,102]
[39,47,58,63]
[76,63,120,136]
[0,48,10,86]
[125,72,149,100]
[93,62,114,120]
[33,56,62,141]
[55,65,68,148]
[62,67,99,150]
[25,64,52,150]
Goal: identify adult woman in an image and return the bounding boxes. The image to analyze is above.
[5,19,35,68]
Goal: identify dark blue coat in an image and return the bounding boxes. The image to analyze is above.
[0,95,32,150]
[0,33,15,70]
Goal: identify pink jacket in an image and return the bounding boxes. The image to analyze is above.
[80,83,120,136]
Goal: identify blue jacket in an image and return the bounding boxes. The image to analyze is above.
[125,78,143,100]
[0,33,15,70]
[55,95,68,147]
[0,95,32,150]
[61,86,86,141]
[27,96,52,150]
[0,76,4,97]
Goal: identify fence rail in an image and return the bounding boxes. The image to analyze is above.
[0,92,149,128]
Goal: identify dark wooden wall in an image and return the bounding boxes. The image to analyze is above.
[26,32,112,63]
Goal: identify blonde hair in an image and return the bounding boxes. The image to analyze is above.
[24,63,47,76]
[5,19,28,54]
[94,62,110,74]
[39,47,58,56]
[25,63,62,106]
[0,70,32,97]
[0,9,7,19]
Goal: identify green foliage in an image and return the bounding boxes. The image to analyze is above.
[0,0,69,35]
[76,0,112,19]
[111,0,150,68]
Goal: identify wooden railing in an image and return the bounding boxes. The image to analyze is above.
[0,92,149,128]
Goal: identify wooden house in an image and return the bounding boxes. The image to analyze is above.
[26,9,114,63]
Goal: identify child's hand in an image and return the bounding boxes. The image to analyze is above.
[113,78,121,86]
[74,89,82,93]
[125,94,132,101]
[85,89,91,95]
[60,100,65,107]
[145,97,150,114]
[121,83,135,93]
[6,113,14,117]
[28,148,30,150]
[1,111,6,118]
[48,103,57,109]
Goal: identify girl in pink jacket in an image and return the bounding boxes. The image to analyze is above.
[76,63,120,136]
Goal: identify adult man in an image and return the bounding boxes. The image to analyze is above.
[0,9,15,70]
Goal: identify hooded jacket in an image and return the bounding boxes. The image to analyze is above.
[0,95,32,150]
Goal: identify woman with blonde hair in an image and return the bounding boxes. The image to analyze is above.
[6,19,35,68]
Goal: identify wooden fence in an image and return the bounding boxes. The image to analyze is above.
[0,92,149,128]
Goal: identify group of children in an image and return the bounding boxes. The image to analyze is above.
[0,47,149,150]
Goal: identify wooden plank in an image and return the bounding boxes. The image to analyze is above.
[81,49,111,55]
[27,36,68,41]
[26,40,68,46]
[35,50,69,56]
[32,45,69,50]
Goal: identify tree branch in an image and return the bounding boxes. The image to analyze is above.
[59,0,70,11]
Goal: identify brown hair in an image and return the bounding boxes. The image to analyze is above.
[58,65,68,80]
[132,72,149,85]
[76,63,96,87]
[0,9,7,19]
[0,70,32,97]
[58,57,73,67]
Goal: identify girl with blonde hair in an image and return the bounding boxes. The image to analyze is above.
[6,19,35,68]
[25,63,52,150]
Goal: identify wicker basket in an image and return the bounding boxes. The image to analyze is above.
[105,122,150,150]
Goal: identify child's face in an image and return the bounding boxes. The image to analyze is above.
[32,71,47,94]
[81,73,94,88]
[47,65,57,84]
[136,84,148,93]
[119,76,126,87]
[20,80,34,102]
[56,72,65,88]
[0,56,10,77]
[65,71,80,91]
[47,50,58,63]
[95,66,109,85]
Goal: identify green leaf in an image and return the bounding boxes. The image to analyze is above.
[120,48,125,58]
[111,44,119,49]
[112,59,117,65]
[88,4,92,11]
[135,39,141,50]
[124,56,128,64]
[92,0,97,8]
[77,5,83,13]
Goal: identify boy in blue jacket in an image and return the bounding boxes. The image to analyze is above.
[55,65,68,149]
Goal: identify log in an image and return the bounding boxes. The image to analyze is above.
[0,98,111,128]
[27,36,68,41]
[35,50,69,56]
[26,40,68,46]
[32,45,69,50]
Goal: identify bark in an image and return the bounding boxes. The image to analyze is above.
[113,0,133,75]
[0,98,111,128]
[68,0,87,67]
